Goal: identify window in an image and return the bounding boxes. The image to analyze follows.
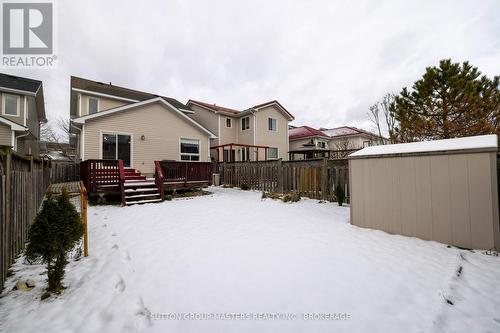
[226,117,232,128]
[241,116,250,130]
[102,133,131,167]
[88,97,99,114]
[363,141,372,148]
[268,147,278,159]
[318,141,326,149]
[2,94,19,116]
[268,118,277,131]
[180,138,200,161]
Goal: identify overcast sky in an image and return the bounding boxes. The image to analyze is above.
[3,0,500,134]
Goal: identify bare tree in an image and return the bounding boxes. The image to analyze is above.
[40,117,77,162]
[332,137,354,158]
[368,93,398,144]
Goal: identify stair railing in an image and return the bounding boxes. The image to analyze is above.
[154,161,165,200]
[118,159,126,206]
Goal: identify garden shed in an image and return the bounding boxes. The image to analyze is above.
[348,134,499,250]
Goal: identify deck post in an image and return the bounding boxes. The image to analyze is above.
[265,148,268,161]
[80,181,88,257]
[276,158,283,193]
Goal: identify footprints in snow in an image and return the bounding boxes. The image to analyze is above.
[115,276,126,293]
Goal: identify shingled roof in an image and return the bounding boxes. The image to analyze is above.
[71,76,187,111]
[188,100,240,115]
[0,73,41,93]
[289,126,330,140]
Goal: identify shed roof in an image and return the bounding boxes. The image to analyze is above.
[350,134,498,158]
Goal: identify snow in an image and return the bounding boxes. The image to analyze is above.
[350,134,498,157]
[1,187,500,333]
[322,127,361,137]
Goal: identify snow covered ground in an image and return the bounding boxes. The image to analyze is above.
[1,187,500,333]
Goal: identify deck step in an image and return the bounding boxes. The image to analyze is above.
[126,193,161,200]
[124,188,159,194]
[125,198,162,206]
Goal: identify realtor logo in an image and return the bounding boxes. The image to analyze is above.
[1,1,56,67]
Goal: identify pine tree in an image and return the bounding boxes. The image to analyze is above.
[26,188,83,294]
[390,59,500,142]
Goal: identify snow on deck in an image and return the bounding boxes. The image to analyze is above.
[350,134,498,157]
[1,187,499,333]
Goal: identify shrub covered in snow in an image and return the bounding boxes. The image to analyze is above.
[25,188,83,295]
[240,183,250,190]
[282,192,301,203]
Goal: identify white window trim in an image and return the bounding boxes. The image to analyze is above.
[268,147,279,160]
[99,130,134,167]
[2,93,20,117]
[88,96,100,114]
[225,117,232,128]
[179,137,201,161]
[241,116,250,131]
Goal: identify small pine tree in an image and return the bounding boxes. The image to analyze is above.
[334,183,345,206]
[26,188,83,293]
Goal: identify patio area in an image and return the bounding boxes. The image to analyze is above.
[0,187,499,333]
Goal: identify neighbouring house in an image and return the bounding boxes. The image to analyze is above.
[186,100,295,162]
[0,73,46,157]
[288,125,332,160]
[321,126,388,156]
[69,76,216,176]
[289,125,388,160]
[39,141,77,162]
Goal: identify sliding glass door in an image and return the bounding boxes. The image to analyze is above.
[102,133,131,167]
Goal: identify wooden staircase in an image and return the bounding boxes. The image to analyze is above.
[123,168,162,206]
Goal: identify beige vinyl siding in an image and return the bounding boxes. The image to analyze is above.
[188,104,220,145]
[79,94,130,116]
[219,115,237,146]
[83,102,210,175]
[0,124,12,146]
[238,114,254,146]
[0,92,25,125]
[349,151,500,250]
[255,106,289,160]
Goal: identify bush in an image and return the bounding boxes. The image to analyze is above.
[165,195,173,201]
[262,192,281,200]
[240,183,250,191]
[282,192,301,203]
[334,183,345,206]
[26,188,83,294]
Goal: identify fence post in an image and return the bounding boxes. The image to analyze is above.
[321,158,328,201]
[276,159,283,193]
[28,155,34,226]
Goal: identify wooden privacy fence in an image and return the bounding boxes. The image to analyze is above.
[216,158,349,200]
[0,148,80,291]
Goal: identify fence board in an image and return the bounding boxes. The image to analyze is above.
[215,158,349,201]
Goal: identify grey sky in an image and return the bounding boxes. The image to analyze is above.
[3,0,500,134]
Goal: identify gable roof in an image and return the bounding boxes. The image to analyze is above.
[71,76,187,111]
[289,126,330,140]
[187,99,295,120]
[321,126,381,139]
[72,97,217,139]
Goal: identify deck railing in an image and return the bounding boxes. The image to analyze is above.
[155,161,213,188]
[80,159,124,194]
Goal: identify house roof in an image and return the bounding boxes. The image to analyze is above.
[0,73,41,94]
[321,126,380,138]
[187,100,240,115]
[187,99,295,120]
[289,126,330,140]
[0,115,28,131]
[72,97,217,139]
[71,76,187,110]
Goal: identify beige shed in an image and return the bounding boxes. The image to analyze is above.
[348,134,499,250]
